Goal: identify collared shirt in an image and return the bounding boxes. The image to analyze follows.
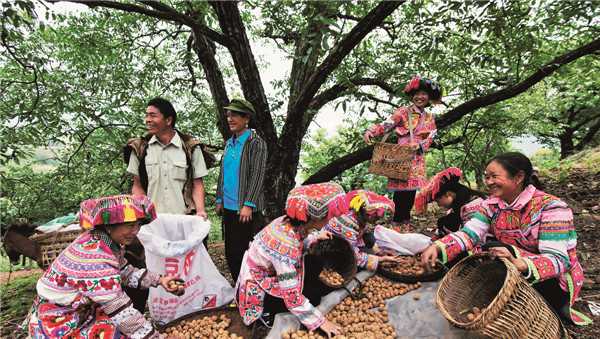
[221,129,253,211]
[127,132,208,214]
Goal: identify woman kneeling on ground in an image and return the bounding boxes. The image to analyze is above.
[237,182,348,338]
[374,167,486,256]
[315,189,401,271]
[421,152,591,325]
[414,167,486,239]
[28,195,183,338]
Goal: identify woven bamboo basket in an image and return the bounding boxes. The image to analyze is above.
[436,254,565,339]
[368,142,414,180]
[377,255,445,283]
[310,235,358,288]
[30,228,82,268]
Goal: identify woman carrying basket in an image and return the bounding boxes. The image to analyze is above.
[421,152,592,325]
[27,195,183,338]
[236,182,348,338]
[364,76,441,230]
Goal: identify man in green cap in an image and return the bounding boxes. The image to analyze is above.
[216,98,268,282]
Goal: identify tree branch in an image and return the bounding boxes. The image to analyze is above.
[436,36,600,129]
[306,36,600,182]
[50,0,232,47]
[303,146,374,185]
[310,77,397,110]
[575,115,600,151]
[281,1,403,145]
[209,1,277,145]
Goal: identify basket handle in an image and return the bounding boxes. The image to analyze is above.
[378,109,415,144]
[380,132,392,143]
[407,110,415,144]
[342,276,364,300]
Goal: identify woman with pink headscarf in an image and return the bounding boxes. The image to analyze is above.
[236,182,348,337]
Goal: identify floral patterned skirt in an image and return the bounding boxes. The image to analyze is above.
[28,297,123,338]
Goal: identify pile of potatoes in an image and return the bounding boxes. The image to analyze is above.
[283,275,421,338]
[319,268,345,287]
[161,313,242,339]
[345,275,421,311]
[379,255,427,276]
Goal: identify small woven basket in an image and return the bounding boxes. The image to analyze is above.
[310,235,357,288]
[30,229,82,268]
[368,142,414,180]
[436,254,565,339]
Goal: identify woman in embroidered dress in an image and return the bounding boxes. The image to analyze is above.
[364,76,441,230]
[421,153,591,325]
[236,182,348,338]
[314,190,400,271]
[414,167,486,239]
[28,195,184,338]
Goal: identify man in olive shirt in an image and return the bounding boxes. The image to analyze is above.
[126,97,208,217]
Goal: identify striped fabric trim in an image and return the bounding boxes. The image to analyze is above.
[217,130,267,211]
[538,230,577,241]
[462,228,480,243]
[523,258,540,283]
[106,299,133,317]
[434,241,448,264]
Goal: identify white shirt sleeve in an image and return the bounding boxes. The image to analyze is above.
[192,147,208,178]
[127,153,140,176]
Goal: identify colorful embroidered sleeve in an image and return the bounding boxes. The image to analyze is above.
[357,250,379,271]
[434,207,491,263]
[121,264,161,289]
[367,107,409,137]
[272,260,325,331]
[514,200,575,284]
[303,230,320,250]
[82,266,158,339]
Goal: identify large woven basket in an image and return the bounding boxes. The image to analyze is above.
[30,229,82,268]
[368,142,414,180]
[436,254,565,339]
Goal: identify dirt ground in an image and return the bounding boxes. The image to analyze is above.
[542,169,600,338]
[1,169,599,338]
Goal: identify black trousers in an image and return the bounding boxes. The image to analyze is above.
[263,254,334,316]
[223,208,265,282]
[533,278,572,323]
[392,190,416,223]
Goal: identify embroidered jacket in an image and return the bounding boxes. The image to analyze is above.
[367,104,436,191]
[434,185,590,325]
[236,216,324,331]
[320,211,379,271]
[28,231,161,338]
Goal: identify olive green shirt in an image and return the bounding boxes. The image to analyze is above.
[127,133,207,214]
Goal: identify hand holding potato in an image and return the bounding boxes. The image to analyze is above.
[160,276,185,296]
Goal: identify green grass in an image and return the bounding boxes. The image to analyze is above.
[530,146,600,183]
[207,210,224,242]
[0,273,40,338]
[0,255,38,273]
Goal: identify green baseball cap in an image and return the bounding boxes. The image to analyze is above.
[223,98,255,117]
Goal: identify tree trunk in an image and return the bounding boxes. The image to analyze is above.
[559,130,575,159]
